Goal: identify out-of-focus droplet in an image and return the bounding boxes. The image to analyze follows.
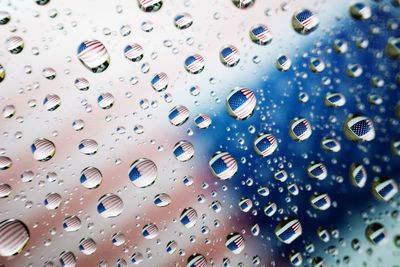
[6,36,24,54]
[372,177,398,202]
[174,13,193,29]
[0,156,12,170]
[231,0,255,9]
[0,64,5,83]
[35,0,50,5]
[0,11,11,25]
[0,183,11,198]
[138,0,162,12]
[350,2,371,20]
[0,219,30,257]
[365,223,388,246]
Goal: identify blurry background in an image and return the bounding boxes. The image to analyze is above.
[0,0,399,266]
